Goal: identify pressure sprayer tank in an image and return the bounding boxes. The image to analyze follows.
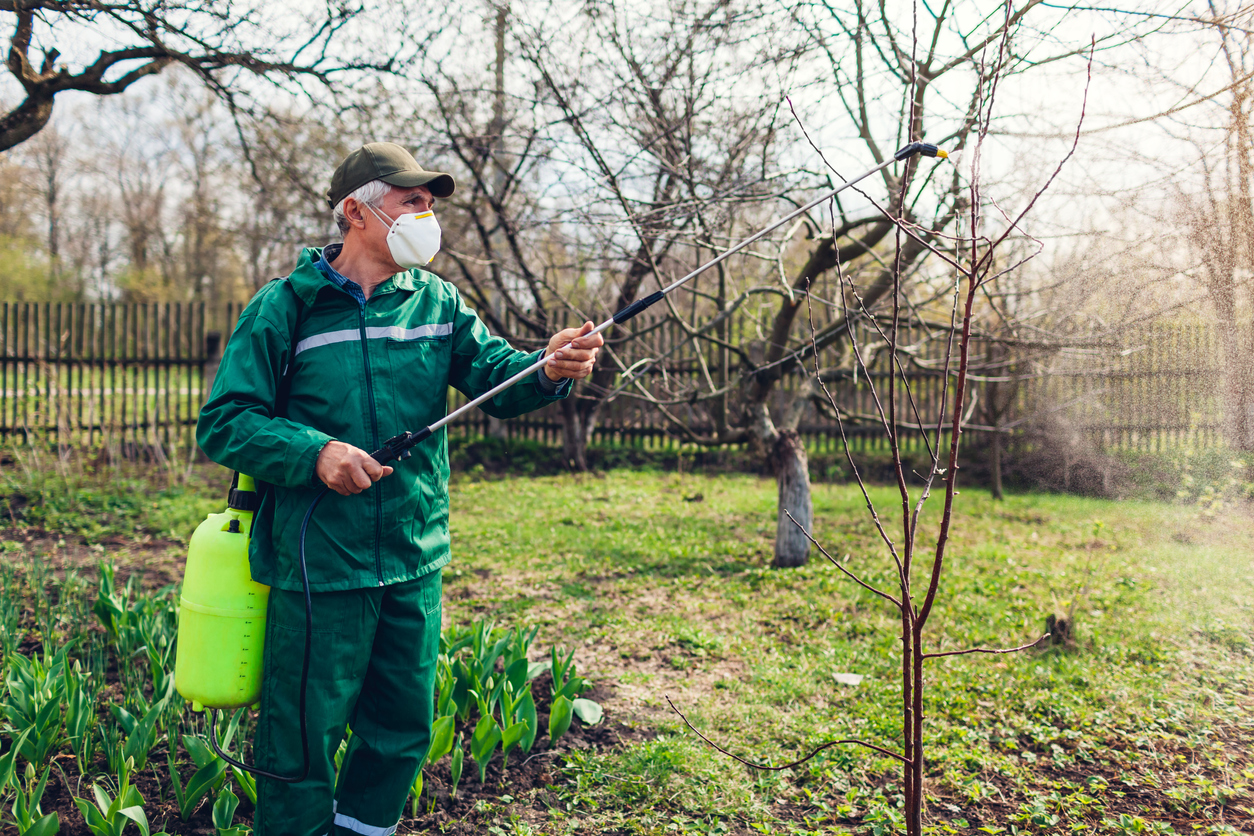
[175,474,269,711]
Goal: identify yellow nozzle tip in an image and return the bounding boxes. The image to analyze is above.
[936,149,949,159]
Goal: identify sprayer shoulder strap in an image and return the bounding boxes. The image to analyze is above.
[268,276,309,419]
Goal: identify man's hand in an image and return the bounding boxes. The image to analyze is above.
[316,440,394,496]
[544,321,604,381]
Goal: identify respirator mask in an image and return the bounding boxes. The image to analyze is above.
[367,204,442,268]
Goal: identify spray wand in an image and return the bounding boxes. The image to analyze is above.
[369,142,947,465]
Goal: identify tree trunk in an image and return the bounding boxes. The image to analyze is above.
[989,430,1003,500]
[770,430,812,568]
[1218,320,1254,451]
[560,397,592,471]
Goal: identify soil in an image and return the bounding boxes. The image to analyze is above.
[2,534,656,835]
[3,526,187,588]
[918,710,1254,835]
[30,679,652,836]
[402,676,655,835]
[5,528,1253,835]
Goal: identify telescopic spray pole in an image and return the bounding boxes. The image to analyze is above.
[369,142,948,465]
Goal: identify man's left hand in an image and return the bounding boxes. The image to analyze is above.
[544,321,603,381]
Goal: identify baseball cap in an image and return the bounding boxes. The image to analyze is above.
[327,142,456,208]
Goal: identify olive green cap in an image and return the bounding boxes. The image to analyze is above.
[326,142,455,208]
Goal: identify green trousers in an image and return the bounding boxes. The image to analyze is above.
[253,570,442,836]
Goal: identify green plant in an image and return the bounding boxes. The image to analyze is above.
[498,681,532,767]
[434,656,456,718]
[407,711,456,815]
[571,698,602,725]
[426,714,456,767]
[442,619,542,723]
[212,788,245,836]
[335,728,351,774]
[515,689,538,754]
[167,742,225,821]
[2,647,68,767]
[449,735,464,798]
[174,711,245,812]
[100,718,123,777]
[549,647,586,701]
[231,767,257,806]
[74,758,170,836]
[548,695,573,747]
[544,646,601,738]
[503,625,540,684]
[408,769,424,818]
[6,761,60,836]
[470,698,502,782]
[134,589,179,698]
[92,563,138,654]
[108,678,175,771]
[0,728,31,789]
[64,660,100,774]
[0,560,21,662]
[1104,813,1176,834]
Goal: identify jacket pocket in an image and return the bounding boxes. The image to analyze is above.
[422,570,443,616]
[385,337,451,430]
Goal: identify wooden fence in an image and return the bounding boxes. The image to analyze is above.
[452,314,1224,454]
[0,303,210,456]
[0,301,1225,457]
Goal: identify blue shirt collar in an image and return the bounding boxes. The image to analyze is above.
[316,243,367,307]
[315,243,424,301]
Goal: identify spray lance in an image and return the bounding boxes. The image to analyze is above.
[368,142,947,465]
[174,141,948,782]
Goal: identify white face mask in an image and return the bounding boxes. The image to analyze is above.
[367,204,441,268]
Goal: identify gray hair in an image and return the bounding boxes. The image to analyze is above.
[333,179,393,236]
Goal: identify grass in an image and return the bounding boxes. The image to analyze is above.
[441,471,1253,835]
[0,462,1251,835]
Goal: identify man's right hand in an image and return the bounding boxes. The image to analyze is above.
[316,441,394,496]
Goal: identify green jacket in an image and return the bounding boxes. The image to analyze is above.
[197,247,567,592]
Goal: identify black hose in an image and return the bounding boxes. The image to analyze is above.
[208,486,328,783]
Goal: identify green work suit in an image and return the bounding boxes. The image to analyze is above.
[254,574,442,836]
[197,248,568,835]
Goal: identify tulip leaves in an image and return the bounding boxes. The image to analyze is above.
[413,617,602,801]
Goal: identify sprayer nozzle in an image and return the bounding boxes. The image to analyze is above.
[894,142,949,161]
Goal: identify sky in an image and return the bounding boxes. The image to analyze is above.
[0,0,1242,303]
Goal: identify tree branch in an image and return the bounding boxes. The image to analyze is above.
[666,696,910,769]
[923,633,1050,659]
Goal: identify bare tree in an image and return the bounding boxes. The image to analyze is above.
[233,114,345,293]
[25,123,68,283]
[671,24,1090,834]
[102,103,173,299]
[400,0,791,467]
[572,0,1081,567]
[514,0,797,469]
[402,1,589,430]
[0,0,412,152]
[1179,2,1254,451]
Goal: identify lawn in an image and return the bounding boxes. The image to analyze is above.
[1,464,1251,835]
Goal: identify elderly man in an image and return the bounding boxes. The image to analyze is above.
[197,142,602,836]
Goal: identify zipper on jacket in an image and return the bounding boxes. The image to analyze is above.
[356,303,385,587]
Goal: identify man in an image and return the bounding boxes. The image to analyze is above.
[197,141,603,836]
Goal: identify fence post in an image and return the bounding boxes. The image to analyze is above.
[203,331,222,401]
